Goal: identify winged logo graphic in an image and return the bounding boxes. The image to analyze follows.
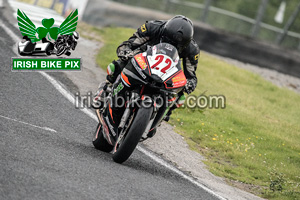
[17,9,79,56]
[17,9,78,43]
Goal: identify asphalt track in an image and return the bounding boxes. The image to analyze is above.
[0,12,220,200]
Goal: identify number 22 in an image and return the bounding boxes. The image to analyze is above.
[151,55,172,73]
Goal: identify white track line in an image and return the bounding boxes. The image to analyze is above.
[38,72,226,200]
[39,71,98,122]
[137,146,227,200]
[0,114,57,132]
[0,21,20,42]
[2,7,226,199]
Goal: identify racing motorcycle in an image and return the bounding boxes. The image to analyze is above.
[93,43,187,163]
[55,31,79,56]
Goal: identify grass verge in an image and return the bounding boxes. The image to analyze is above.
[78,23,300,200]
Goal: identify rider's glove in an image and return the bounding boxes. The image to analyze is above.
[184,78,197,94]
[118,49,134,61]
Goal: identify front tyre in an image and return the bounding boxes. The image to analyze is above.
[56,45,66,56]
[93,123,113,152]
[112,106,153,164]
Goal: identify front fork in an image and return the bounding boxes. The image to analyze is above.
[114,93,156,152]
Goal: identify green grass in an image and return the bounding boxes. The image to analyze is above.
[78,24,300,199]
[171,54,300,199]
[95,27,134,68]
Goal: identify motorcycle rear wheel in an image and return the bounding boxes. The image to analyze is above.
[112,106,153,164]
[93,123,113,152]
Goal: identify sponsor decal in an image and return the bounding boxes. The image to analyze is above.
[113,82,124,96]
[135,54,147,70]
[131,59,147,79]
[171,71,187,88]
[105,116,116,137]
[141,24,147,32]
[172,76,186,83]
[172,81,186,88]
[165,44,173,51]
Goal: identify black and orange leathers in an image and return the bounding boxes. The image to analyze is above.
[105,44,186,141]
[115,20,200,90]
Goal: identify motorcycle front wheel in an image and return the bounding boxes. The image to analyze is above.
[56,45,66,56]
[112,106,153,164]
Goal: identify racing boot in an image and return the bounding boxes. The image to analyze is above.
[147,127,157,138]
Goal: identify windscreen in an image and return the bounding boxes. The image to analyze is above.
[151,43,180,63]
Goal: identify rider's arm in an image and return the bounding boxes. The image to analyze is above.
[116,20,165,54]
[182,39,200,90]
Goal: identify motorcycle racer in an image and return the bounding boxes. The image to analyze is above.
[94,15,200,122]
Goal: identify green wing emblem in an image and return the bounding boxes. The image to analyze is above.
[17,9,39,43]
[58,9,78,36]
[17,9,78,42]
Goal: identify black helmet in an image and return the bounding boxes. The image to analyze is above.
[161,15,194,53]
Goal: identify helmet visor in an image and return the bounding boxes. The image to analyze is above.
[161,36,186,53]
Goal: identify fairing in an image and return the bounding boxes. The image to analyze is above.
[131,43,187,90]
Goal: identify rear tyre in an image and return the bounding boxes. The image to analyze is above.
[93,123,113,152]
[112,106,153,164]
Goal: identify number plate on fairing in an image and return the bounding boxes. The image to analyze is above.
[147,54,178,81]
